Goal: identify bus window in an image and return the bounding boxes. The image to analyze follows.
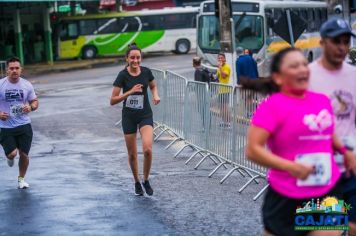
[321,8,327,23]
[197,15,220,51]
[79,20,97,35]
[233,15,264,53]
[314,9,321,29]
[307,9,314,31]
[60,22,78,40]
[123,17,140,32]
[140,16,158,31]
[96,18,125,34]
[300,9,308,23]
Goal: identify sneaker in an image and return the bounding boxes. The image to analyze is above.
[142,180,153,196]
[18,177,29,189]
[135,182,144,196]
[7,158,14,167]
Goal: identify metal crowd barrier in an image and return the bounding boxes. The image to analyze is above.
[155,71,187,151]
[180,81,221,167]
[0,61,6,78]
[231,87,269,200]
[150,69,166,133]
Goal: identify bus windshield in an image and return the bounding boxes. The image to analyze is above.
[198,14,264,53]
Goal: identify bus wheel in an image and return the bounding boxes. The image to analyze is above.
[175,39,190,54]
[82,46,97,59]
[308,52,313,63]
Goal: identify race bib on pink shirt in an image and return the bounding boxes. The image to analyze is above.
[296,153,331,187]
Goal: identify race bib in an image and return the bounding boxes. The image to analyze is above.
[296,153,331,187]
[126,95,144,109]
[10,104,24,117]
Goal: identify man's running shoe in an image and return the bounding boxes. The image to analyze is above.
[142,180,153,196]
[7,158,14,167]
[18,177,29,189]
[135,182,144,196]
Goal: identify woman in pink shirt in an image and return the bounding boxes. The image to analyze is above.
[246,48,354,236]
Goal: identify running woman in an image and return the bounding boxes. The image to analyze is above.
[110,44,160,196]
[1,57,38,189]
[246,48,356,236]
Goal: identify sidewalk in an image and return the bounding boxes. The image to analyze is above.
[22,58,123,77]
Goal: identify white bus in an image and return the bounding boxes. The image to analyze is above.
[197,0,327,77]
[57,7,198,59]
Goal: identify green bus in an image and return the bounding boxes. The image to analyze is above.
[57,7,198,59]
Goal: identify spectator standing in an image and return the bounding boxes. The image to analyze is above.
[236,47,259,84]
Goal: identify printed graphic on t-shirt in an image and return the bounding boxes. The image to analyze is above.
[330,90,353,120]
[5,89,24,102]
[303,109,333,133]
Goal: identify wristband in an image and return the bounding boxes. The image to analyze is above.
[339,146,348,155]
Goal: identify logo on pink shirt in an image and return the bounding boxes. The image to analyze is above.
[303,109,333,133]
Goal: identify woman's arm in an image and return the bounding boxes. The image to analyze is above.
[149,80,160,105]
[246,125,313,180]
[333,134,356,174]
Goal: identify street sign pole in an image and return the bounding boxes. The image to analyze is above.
[286,9,295,47]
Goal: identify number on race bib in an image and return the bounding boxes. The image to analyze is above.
[126,95,144,109]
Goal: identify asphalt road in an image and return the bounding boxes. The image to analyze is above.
[0,53,264,236]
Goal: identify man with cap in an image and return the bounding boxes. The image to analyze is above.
[235,47,259,85]
[309,17,356,235]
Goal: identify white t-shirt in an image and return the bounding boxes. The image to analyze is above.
[309,61,356,139]
[0,77,37,128]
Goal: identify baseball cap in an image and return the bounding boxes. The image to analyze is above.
[320,18,356,38]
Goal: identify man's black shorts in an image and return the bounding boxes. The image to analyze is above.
[122,115,153,135]
[262,180,343,236]
[0,123,33,156]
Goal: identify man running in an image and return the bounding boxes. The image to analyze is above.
[309,18,356,235]
[0,57,38,189]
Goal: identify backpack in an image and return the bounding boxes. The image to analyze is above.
[203,68,218,83]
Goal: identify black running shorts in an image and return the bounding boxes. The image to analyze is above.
[262,180,343,236]
[0,123,33,156]
[122,115,153,135]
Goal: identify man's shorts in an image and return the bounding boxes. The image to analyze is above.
[122,115,153,135]
[262,180,343,236]
[0,123,33,156]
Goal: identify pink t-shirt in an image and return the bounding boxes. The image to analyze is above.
[252,91,340,199]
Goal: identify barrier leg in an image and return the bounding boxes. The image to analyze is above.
[165,137,182,150]
[253,184,269,201]
[220,167,239,184]
[185,150,204,165]
[208,161,229,178]
[208,155,220,165]
[174,144,193,158]
[115,119,122,127]
[242,169,259,184]
[238,175,260,193]
[154,128,168,141]
[194,153,215,170]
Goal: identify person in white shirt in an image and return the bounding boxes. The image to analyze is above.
[309,17,356,235]
[0,57,38,189]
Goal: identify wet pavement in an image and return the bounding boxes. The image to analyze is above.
[0,54,264,236]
